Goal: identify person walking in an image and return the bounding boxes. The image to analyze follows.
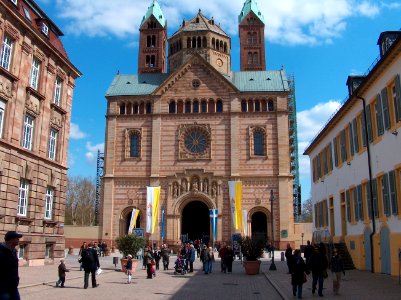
[161,244,170,270]
[126,255,133,284]
[330,248,345,295]
[81,242,100,289]
[285,243,293,273]
[153,247,161,270]
[218,242,227,273]
[0,231,23,300]
[78,242,87,271]
[308,244,328,297]
[224,245,234,273]
[56,259,69,288]
[289,249,307,299]
[203,247,214,274]
[304,240,314,266]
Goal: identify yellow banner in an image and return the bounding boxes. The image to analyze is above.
[151,187,160,234]
[235,181,243,231]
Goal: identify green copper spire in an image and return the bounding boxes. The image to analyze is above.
[238,0,264,24]
[140,0,166,28]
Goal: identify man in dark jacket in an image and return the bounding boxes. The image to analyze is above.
[81,242,100,289]
[308,245,329,297]
[0,231,23,300]
[304,240,314,266]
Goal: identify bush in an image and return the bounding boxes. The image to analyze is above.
[115,234,146,258]
[239,236,264,261]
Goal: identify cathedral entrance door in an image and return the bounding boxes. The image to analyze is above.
[181,200,210,244]
[251,211,268,245]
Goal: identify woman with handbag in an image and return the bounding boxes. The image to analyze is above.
[289,249,307,299]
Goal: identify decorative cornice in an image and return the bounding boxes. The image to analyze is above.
[21,41,33,55]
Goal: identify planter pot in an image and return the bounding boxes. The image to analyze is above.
[243,260,261,275]
[120,258,138,273]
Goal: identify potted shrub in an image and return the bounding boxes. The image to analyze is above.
[115,234,146,272]
[239,236,265,275]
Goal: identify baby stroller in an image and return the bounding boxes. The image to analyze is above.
[174,256,186,275]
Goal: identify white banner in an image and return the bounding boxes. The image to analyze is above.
[242,209,248,236]
[146,186,160,234]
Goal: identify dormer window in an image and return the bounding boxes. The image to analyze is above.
[10,0,18,6]
[41,23,49,36]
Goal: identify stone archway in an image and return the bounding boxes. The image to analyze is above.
[119,207,142,237]
[249,206,270,243]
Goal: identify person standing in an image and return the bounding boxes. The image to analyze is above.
[285,243,293,273]
[81,242,100,289]
[224,245,234,273]
[56,259,69,288]
[144,247,154,279]
[0,231,23,300]
[78,242,87,271]
[330,248,345,295]
[188,244,196,273]
[203,247,214,274]
[308,245,328,297]
[126,255,133,284]
[289,249,306,299]
[153,247,161,270]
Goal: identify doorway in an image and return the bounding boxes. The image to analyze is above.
[251,211,267,245]
[380,227,391,274]
[181,201,210,244]
[125,212,141,234]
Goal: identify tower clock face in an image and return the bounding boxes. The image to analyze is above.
[216,58,223,67]
[184,130,208,154]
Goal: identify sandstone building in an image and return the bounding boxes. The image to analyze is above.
[0,0,80,265]
[101,0,299,249]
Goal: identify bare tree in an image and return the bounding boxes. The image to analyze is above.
[299,197,313,223]
[65,176,96,225]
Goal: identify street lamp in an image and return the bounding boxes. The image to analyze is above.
[269,189,277,271]
[301,233,304,246]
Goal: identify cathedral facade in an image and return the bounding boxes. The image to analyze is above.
[101,0,295,250]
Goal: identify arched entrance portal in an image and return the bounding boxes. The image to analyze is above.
[251,211,268,245]
[181,201,210,244]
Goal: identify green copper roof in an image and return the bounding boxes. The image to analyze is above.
[106,74,170,96]
[106,71,288,97]
[140,0,166,28]
[238,0,265,24]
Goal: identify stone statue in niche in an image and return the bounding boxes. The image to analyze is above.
[173,183,178,198]
[203,179,208,193]
[181,179,188,193]
[192,180,198,192]
[211,182,217,198]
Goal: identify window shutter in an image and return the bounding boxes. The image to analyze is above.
[367,182,372,219]
[333,137,338,167]
[365,105,373,143]
[395,74,401,122]
[353,188,358,221]
[361,114,367,147]
[349,122,354,156]
[381,88,390,130]
[389,170,398,215]
[357,185,363,221]
[375,93,384,136]
[352,118,359,152]
[346,190,351,222]
[372,179,378,218]
[329,142,333,171]
[340,130,347,162]
[382,174,390,217]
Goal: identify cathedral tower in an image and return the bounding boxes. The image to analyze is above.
[138,0,167,74]
[238,0,266,71]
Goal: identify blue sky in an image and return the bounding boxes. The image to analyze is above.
[36,0,401,202]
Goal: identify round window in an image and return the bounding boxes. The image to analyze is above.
[192,79,201,89]
[184,130,208,154]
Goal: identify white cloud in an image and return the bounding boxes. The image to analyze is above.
[50,0,396,45]
[297,100,342,178]
[70,123,86,139]
[85,142,105,165]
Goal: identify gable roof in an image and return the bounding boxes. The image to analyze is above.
[106,74,170,96]
[238,0,265,24]
[171,10,228,38]
[230,71,289,92]
[140,0,166,28]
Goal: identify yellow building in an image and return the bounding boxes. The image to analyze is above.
[305,30,401,275]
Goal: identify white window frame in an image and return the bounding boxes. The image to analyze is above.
[53,76,62,106]
[30,58,40,90]
[41,23,49,36]
[10,0,18,6]
[45,244,53,258]
[22,114,34,150]
[18,179,29,216]
[48,128,58,160]
[44,187,54,219]
[0,35,13,71]
[23,6,31,21]
[0,100,5,138]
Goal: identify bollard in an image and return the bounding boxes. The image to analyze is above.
[113,257,119,268]
[281,252,285,261]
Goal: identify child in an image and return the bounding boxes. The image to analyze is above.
[56,259,69,287]
[126,254,133,284]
